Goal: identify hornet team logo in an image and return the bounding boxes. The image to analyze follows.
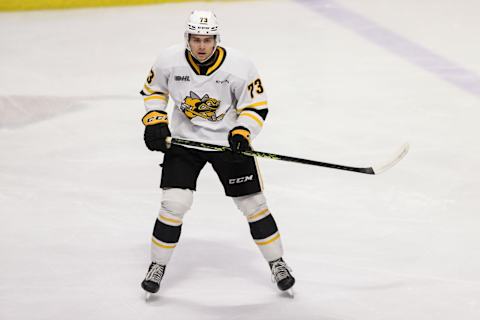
[180,91,225,121]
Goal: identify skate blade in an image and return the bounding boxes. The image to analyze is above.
[280,288,294,299]
[286,288,294,298]
[280,289,295,299]
[145,292,152,302]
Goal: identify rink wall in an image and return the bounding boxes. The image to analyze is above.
[0,0,223,11]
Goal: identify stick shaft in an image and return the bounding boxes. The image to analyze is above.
[167,137,376,175]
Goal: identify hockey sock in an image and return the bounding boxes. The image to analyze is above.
[151,212,183,265]
[246,208,284,261]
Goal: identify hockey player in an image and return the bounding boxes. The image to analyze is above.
[140,10,295,296]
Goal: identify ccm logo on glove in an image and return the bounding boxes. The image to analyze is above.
[142,111,168,126]
[142,110,171,153]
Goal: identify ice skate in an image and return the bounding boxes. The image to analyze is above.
[141,262,166,300]
[269,258,295,295]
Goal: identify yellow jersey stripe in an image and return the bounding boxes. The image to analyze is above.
[152,238,176,249]
[144,95,166,102]
[239,112,264,127]
[255,233,280,246]
[238,101,268,113]
[247,208,269,222]
[143,84,155,94]
[143,84,167,96]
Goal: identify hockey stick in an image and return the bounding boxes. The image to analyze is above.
[165,137,409,175]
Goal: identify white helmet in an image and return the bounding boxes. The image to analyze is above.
[184,10,221,53]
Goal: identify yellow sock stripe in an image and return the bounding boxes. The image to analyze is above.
[152,237,176,249]
[158,214,182,226]
[255,233,280,246]
[239,112,264,127]
[144,95,167,102]
[247,208,269,222]
[237,101,268,113]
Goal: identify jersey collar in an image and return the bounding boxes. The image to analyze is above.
[185,47,226,76]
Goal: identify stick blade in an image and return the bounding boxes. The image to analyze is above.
[372,143,410,175]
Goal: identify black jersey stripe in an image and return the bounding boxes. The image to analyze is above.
[241,107,269,120]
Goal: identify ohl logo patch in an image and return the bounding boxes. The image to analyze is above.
[179,91,225,121]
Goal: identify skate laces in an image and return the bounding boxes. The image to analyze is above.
[270,260,292,283]
[145,263,165,283]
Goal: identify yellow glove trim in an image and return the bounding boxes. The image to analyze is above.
[231,128,251,140]
[142,111,168,126]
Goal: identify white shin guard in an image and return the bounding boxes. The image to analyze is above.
[151,188,193,265]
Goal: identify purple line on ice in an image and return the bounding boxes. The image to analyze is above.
[297,0,480,97]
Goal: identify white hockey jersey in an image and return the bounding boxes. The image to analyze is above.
[141,44,268,146]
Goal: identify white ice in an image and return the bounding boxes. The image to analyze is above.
[1,1,480,319]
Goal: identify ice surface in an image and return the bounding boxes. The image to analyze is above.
[1,1,480,319]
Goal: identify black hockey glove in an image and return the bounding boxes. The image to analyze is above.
[228,126,251,153]
[142,110,171,152]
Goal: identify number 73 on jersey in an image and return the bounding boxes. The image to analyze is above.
[248,78,264,98]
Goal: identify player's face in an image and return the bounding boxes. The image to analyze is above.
[189,35,216,62]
